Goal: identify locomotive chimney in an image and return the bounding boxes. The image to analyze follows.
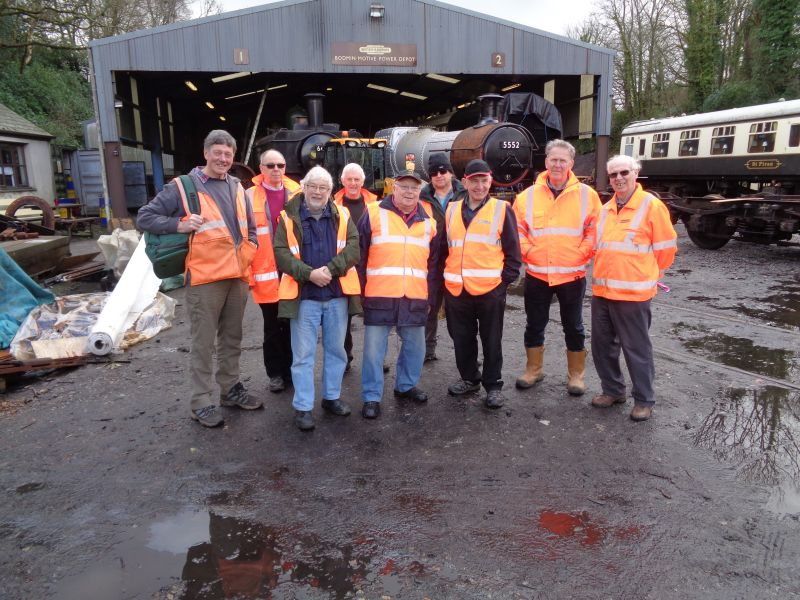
[305,93,325,128]
[477,93,503,126]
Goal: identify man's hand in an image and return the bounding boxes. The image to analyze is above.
[309,266,332,287]
[177,213,203,233]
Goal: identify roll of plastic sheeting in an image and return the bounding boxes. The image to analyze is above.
[88,235,162,355]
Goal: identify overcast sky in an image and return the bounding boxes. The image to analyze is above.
[194,0,595,35]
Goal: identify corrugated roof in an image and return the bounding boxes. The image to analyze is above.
[0,103,53,139]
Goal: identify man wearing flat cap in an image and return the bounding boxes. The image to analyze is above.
[356,169,441,419]
[443,159,521,408]
[419,152,466,363]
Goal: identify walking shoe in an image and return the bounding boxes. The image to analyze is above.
[321,398,352,416]
[448,379,481,396]
[630,404,653,421]
[191,405,224,428]
[361,401,381,419]
[393,387,428,403]
[268,376,286,393]
[220,382,263,410]
[485,389,505,409]
[591,393,626,408]
[294,410,315,431]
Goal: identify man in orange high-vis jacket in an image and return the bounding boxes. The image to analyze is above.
[356,170,441,420]
[246,149,297,394]
[512,139,602,397]
[333,163,378,372]
[590,155,677,422]
[273,166,361,432]
[137,130,262,428]
[443,159,521,409]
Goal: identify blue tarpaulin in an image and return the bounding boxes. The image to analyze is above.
[0,246,55,349]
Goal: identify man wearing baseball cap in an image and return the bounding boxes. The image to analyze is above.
[356,169,441,419]
[443,159,521,408]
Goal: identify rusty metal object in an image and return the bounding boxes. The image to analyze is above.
[4,195,56,230]
[229,162,256,189]
[450,122,534,186]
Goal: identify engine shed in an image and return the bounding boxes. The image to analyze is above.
[88,0,615,218]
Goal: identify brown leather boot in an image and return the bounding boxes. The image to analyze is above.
[591,393,626,407]
[566,349,587,396]
[515,346,544,389]
[630,404,653,421]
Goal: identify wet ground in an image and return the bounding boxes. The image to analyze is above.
[1,225,799,599]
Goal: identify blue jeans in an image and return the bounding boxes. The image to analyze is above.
[289,297,348,411]
[362,324,425,402]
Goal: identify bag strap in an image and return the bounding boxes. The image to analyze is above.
[178,174,200,214]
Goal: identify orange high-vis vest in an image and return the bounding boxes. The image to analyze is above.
[513,171,601,286]
[333,187,378,206]
[364,202,435,300]
[245,178,284,303]
[177,177,255,286]
[276,205,361,300]
[443,197,507,296]
[592,184,677,301]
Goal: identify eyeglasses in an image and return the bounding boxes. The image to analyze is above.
[608,170,631,179]
[431,167,449,176]
[395,183,420,192]
[304,183,331,192]
[261,162,286,169]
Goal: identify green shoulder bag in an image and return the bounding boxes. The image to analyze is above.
[144,175,200,279]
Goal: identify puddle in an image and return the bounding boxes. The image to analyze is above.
[537,510,643,549]
[15,482,45,494]
[692,386,800,515]
[726,279,800,330]
[672,323,799,381]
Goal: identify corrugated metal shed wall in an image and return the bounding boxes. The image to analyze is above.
[90,0,614,140]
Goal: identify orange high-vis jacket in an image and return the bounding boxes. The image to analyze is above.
[245,175,288,303]
[177,177,255,286]
[283,175,301,195]
[333,187,378,206]
[364,202,435,300]
[592,184,677,301]
[276,206,361,300]
[513,171,601,286]
[443,197,508,296]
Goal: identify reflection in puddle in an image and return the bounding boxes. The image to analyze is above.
[178,513,372,599]
[537,510,643,549]
[693,386,800,514]
[732,280,800,330]
[672,323,798,381]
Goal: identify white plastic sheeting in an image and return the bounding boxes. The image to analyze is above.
[88,235,162,355]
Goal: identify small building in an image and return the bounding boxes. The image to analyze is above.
[0,103,55,213]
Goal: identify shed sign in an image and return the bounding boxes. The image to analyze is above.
[332,43,417,66]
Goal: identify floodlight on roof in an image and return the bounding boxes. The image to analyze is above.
[219,115,226,122]
[211,72,252,83]
[185,80,198,91]
[501,83,522,92]
[205,101,215,109]
[426,73,460,84]
[367,83,399,94]
[400,91,427,100]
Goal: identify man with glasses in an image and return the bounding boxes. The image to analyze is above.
[247,149,299,394]
[137,130,261,427]
[512,140,602,397]
[419,153,465,363]
[356,170,441,420]
[273,166,361,431]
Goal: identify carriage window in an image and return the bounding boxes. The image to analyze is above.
[710,126,735,155]
[789,124,800,148]
[623,136,634,157]
[651,133,669,158]
[639,138,646,155]
[748,121,777,153]
[679,129,700,156]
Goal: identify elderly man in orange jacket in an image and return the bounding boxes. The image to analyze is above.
[590,154,677,421]
[513,139,602,397]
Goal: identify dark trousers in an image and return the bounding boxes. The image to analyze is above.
[424,284,445,356]
[591,296,655,406]
[345,314,357,362]
[259,302,292,379]
[523,274,586,351]
[444,287,506,391]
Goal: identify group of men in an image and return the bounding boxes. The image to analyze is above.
[138,129,675,432]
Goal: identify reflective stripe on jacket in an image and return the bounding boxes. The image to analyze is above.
[277,205,361,300]
[364,202,435,300]
[513,171,601,286]
[245,177,286,303]
[592,184,677,301]
[443,197,507,296]
[178,177,255,286]
[333,188,378,206]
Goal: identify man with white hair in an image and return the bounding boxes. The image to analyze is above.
[333,163,378,371]
[512,139,602,397]
[273,166,361,431]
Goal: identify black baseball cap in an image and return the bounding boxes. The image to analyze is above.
[395,169,423,183]
[463,159,492,178]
